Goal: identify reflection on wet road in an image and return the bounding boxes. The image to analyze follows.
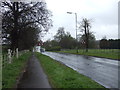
[42,52,119,88]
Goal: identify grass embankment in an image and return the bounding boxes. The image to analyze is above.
[2,52,32,88]
[58,49,119,60]
[35,52,105,88]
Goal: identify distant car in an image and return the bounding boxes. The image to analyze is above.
[40,48,45,52]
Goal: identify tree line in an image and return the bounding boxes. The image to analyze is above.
[43,26,97,51]
[43,26,119,51]
[100,39,120,49]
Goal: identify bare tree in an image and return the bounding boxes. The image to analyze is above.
[79,18,91,52]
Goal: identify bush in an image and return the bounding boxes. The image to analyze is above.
[46,46,61,51]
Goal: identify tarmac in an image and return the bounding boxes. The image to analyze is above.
[17,54,51,88]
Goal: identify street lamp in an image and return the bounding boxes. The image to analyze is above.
[67,12,78,53]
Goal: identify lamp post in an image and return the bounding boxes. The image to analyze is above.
[67,12,78,53]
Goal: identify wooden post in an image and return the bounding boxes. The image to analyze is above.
[16,48,18,58]
[8,49,12,64]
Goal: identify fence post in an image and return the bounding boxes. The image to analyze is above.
[8,49,12,64]
[16,48,18,58]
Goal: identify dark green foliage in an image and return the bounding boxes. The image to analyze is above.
[46,46,61,51]
[100,39,120,49]
[60,32,76,49]
[44,27,76,51]
[18,26,40,50]
[43,40,59,49]
[2,44,9,53]
[79,33,96,49]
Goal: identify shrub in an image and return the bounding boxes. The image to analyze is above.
[46,46,61,51]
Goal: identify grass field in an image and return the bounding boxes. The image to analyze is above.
[35,52,105,88]
[2,52,32,88]
[58,49,119,60]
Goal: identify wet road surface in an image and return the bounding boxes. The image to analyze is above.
[43,52,119,88]
[17,54,51,88]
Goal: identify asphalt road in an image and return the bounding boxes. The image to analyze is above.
[43,52,119,88]
[17,54,51,88]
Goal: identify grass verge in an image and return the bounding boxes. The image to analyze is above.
[2,52,32,88]
[58,49,119,60]
[35,52,105,88]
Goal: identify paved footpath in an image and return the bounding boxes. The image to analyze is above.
[17,54,51,88]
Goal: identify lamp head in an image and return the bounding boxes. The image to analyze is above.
[67,12,72,14]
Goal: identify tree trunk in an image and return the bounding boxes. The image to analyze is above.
[11,2,19,52]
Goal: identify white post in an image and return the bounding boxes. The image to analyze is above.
[33,48,34,52]
[8,49,12,64]
[16,48,18,58]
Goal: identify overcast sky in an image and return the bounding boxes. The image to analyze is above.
[42,0,119,41]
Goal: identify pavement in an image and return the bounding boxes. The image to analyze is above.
[17,54,51,88]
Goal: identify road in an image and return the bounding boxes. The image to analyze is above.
[42,52,119,88]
